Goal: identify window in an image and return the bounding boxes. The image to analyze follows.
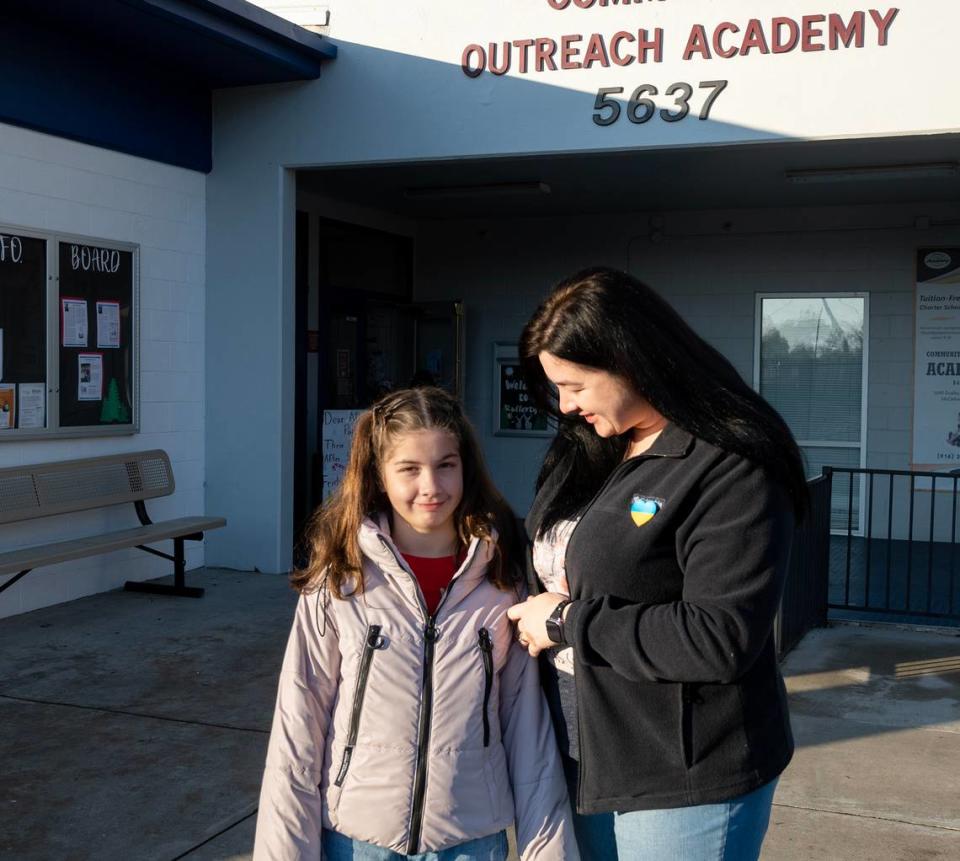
[755,294,868,531]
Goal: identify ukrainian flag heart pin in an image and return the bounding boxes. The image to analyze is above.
[630,495,661,527]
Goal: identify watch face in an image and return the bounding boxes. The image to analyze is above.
[546,618,563,645]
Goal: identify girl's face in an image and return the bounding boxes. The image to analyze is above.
[539,351,650,438]
[381,428,464,537]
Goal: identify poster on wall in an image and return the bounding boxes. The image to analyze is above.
[912,248,960,468]
[492,343,552,437]
[322,409,364,500]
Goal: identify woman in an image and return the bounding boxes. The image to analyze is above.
[506,267,807,860]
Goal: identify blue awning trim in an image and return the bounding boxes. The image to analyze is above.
[0,0,335,172]
[124,0,337,83]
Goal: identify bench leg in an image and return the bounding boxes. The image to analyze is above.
[124,538,204,598]
[0,570,32,595]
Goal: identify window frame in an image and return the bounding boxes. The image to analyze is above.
[753,291,870,534]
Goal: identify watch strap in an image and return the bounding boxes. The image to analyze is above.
[546,599,572,646]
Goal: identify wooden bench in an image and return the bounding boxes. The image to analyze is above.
[0,450,225,599]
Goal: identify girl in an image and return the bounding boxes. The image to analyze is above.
[253,387,577,861]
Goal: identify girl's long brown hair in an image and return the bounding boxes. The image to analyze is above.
[292,387,521,597]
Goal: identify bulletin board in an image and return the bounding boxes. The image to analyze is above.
[58,241,135,428]
[0,224,138,439]
[0,230,47,431]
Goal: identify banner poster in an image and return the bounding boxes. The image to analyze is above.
[912,249,960,468]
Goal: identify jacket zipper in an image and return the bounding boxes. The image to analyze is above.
[334,624,383,787]
[478,627,493,747]
[407,615,439,854]
[562,453,660,814]
[379,535,481,856]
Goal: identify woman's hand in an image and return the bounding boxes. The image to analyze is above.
[507,592,570,657]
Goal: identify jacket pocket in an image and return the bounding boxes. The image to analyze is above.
[334,624,383,787]
[478,627,493,747]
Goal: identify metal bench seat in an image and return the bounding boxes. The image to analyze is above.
[0,516,225,577]
[0,450,226,598]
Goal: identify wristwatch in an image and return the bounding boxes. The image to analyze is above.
[545,599,573,647]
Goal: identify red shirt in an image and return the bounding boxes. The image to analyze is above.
[402,553,459,616]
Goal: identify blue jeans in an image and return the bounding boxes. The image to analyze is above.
[571,777,779,861]
[321,828,508,861]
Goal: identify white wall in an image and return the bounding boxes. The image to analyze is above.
[0,123,206,618]
[413,200,960,514]
[244,0,958,162]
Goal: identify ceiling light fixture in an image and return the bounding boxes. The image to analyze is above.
[785,162,959,184]
[404,181,551,200]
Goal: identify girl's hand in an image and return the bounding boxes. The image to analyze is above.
[506,592,569,657]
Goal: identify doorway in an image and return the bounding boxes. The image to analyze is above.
[293,216,463,552]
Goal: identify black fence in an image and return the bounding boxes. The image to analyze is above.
[775,473,831,658]
[825,466,960,626]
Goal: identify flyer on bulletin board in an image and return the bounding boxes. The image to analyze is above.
[62,297,88,347]
[18,383,45,429]
[78,353,103,401]
[0,384,15,429]
[96,300,121,348]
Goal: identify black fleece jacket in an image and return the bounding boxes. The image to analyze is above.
[526,423,795,814]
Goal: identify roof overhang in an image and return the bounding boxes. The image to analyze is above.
[0,0,335,171]
[18,0,336,88]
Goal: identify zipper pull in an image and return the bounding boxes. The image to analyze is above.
[366,624,384,649]
[424,621,439,643]
[478,627,492,652]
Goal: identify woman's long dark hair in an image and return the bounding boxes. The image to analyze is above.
[519,267,808,532]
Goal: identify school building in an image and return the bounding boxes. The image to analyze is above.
[1,0,959,619]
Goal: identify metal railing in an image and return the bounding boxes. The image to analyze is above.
[775,473,831,657]
[825,466,960,625]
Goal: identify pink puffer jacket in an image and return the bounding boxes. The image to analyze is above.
[253,515,578,860]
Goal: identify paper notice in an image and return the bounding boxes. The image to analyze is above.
[322,410,363,499]
[18,383,45,429]
[78,353,103,401]
[0,384,14,429]
[62,298,88,347]
[96,300,121,348]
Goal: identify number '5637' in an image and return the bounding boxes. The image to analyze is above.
[593,80,728,126]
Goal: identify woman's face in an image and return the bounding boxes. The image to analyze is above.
[539,351,651,439]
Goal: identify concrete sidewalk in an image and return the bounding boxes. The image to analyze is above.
[1,569,958,860]
[763,624,960,860]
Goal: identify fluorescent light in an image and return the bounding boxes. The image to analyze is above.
[785,162,958,184]
[404,181,551,200]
